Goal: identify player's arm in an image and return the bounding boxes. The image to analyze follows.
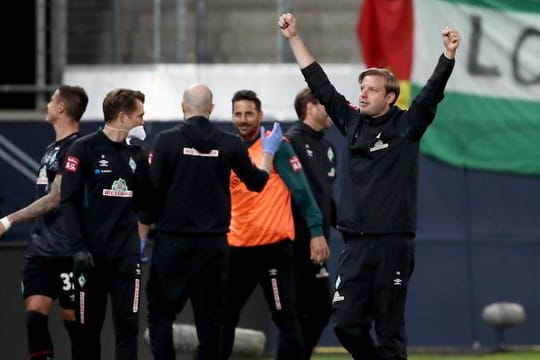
[274,141,330,262]
[230,138,269,193]
[278,13,315,69]
[232,123,283,191]
[132,145,153,212]
[60,142,87,251]
[132,145,154,263]
[0,175,62,237]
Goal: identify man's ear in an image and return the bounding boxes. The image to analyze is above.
[306,101,316,115]
[387,92,396,105]
[118,111,129,125]
[57,101,66,114]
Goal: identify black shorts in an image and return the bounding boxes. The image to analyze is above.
[22,255,76,309]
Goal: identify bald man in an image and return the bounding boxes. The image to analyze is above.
[145,83,283,359]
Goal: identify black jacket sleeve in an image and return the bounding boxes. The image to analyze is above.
[274,142,323,237]
[230,137,269,192]
[404,54,455,142]
[147,131,175,223]
[60,140,88,252]
[129,144,153,223]
[302,62,360,137]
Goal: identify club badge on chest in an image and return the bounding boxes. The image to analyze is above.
[370,132,388,152]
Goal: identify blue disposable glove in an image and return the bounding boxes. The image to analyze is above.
[260,122,283,155]
[73,250,94,274]
[140,238,149,264]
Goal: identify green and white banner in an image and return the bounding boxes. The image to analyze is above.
[413,0,540,175]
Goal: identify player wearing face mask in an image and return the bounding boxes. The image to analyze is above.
[126,125,146,144]
[61,88,152,360]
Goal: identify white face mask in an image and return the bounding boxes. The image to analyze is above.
[127,125,146,142]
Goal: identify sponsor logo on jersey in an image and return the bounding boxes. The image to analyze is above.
[95,155,112,174]
[65,156,80,172]
[102,178,133,197]
[183,147,219,157]
[289,156,302,172]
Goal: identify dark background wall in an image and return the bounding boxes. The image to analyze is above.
[0,120,538,358]
[0,3,36,109]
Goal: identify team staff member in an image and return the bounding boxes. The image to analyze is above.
[279,13,461,359]
[146,83,282,360]
[221,89,329,360]
[60,88,151,360]
[285,87,336,359]
[0,85,88,360]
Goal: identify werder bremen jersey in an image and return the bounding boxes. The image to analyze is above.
[27,133,79,257]
[60,130,151,260]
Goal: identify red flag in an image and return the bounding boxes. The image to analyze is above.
[357,0,414,80]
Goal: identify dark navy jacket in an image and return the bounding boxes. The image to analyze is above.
[302,55,455,235]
